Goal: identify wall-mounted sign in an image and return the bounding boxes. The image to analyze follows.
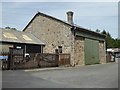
[16,46,22,49]
[0,56,8,59]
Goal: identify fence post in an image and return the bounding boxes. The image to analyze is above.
[56,53,59,66]
[10,54,14,70]
[58,54,60,66]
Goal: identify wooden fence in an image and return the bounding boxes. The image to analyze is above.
[0,52,9,70]
[58,54,70,66]
[0,52,70,70]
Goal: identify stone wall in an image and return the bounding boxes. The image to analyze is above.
[24,14,74,65]
[74,36,85,66]
[99,41,106,64]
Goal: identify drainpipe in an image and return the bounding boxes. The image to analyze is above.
[70,26,76,66]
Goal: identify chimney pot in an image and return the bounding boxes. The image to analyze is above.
[66,11,74,24]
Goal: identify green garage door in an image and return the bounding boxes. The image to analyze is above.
[85,38,100,65]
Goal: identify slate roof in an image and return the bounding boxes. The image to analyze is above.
[0,28,45,45]
[23,12,106,38]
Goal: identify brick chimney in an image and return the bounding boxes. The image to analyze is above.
[66,11,74,24]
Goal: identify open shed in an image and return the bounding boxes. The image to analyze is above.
[0,28,45,54]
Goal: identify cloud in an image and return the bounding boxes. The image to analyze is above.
[1,2,118,38]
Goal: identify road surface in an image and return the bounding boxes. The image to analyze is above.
[2,62,118,88]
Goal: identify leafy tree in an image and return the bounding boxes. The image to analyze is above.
[101,30,107,35]
[101,30,120,49]
[5,26,17,30]
[11,28,17,30]
[96,29,100,33]
[5,26,11,29]
[114,39,120,48]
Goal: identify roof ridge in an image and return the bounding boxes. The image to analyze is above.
[0,28,22,32]
[0,28,32,34]
[23,11,72,31]
[37,11,72,25]
[22,11,105,38]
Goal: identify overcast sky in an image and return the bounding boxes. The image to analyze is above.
[1,2,118,38]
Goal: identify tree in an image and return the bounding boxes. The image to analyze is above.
[101,30,107,35]
[101,30,120,48]
[5,26,17,30]
[114,39,120,48]
[96,29,100,33]
[11,28,17,30]
[5,26,11,29]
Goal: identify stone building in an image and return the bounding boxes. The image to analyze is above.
[23,11,106,66]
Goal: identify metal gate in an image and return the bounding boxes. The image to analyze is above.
[85,38,100,65]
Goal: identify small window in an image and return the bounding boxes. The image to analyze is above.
[58,46,62,53]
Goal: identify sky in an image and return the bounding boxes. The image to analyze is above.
[1,2,118,38]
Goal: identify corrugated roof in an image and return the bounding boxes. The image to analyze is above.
[74,24,106,38]
[0,28,45,45]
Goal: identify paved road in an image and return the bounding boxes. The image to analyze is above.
[2,62,118,88]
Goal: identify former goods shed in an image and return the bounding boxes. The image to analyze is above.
[23,11,106,66]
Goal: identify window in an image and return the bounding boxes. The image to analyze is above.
[58,46,62,53]
[55,49,59,54]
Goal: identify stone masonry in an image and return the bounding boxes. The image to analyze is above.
[99,41,106,64]
[24,14,74,65]
[74,36,85,66]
